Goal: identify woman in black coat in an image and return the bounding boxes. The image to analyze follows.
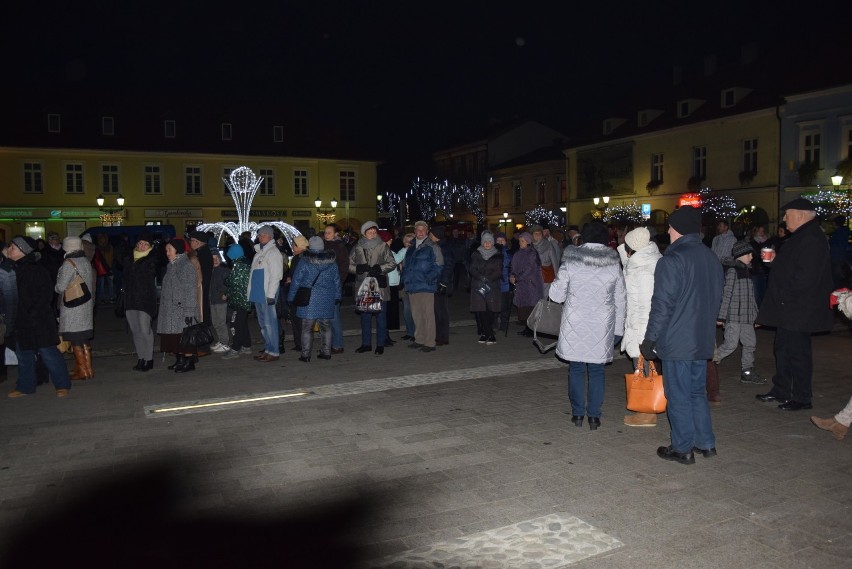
[123,233,160,371]
[468,231,503,345]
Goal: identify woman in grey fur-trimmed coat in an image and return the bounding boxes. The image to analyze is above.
[54,236,96,380]
[157,240,202,372]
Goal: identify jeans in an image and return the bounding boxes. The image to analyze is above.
[301,318,331,357]
[663,359,715,453]
[16,344,71,394]
[254,300,280,356]
[330,303,344,349]
[568,362,605,418]
[360,303,387,347]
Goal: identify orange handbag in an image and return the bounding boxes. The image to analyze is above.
[625,355,667,413]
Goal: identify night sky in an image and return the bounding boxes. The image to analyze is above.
[6,1,849,164]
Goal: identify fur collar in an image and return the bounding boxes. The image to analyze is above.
[302,249,336,265]
[562,243,620,267]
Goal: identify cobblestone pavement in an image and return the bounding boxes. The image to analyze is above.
[0,297,851,567]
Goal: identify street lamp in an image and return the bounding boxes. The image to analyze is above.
[832,173,844,187]
[499,211,513,236]
[97,193,125,226]
[315,197,338,228]
[592,196,610,207]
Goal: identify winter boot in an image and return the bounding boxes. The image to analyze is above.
[174,355,195,373]
[168,354,185,370]
[139,360,154,372]
[624,413,657,427]
[70,346,88,380]
[78,344,94,380]
[810,416,848,440]
[740,368,767,385]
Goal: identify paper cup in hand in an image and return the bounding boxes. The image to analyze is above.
[760,247,775,262]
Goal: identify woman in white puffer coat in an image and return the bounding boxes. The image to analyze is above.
[617,227,662,427]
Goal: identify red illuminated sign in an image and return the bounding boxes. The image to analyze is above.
[678,193,702,208]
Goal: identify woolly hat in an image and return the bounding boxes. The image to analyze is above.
[81,234,93,243]
[62,236,83,252]
[361,220,379,235]
[308,236,324,252]
[12,236,36,256]
[257,225,275,238]
[518,232,533,245]
[668,206,701,235]
[169,239,186,254]
[188,230,207,242]
[495,231,507,240]
[580,221,609,246]
[136,232,155,246]
[731,240,754,259]
[529,224,543,234]
[227,242,244,261]
[292,235,309,250]
[480,230,495,244]
[624,227,651,252]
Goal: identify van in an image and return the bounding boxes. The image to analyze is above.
[81,224,177,245]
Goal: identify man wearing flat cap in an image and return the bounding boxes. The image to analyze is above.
[755,198,833,411]
[641,206,724,464]
[402,220,444,352]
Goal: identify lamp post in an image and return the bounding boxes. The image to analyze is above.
[592,196,609,220]
[97,193,125,226]
[315,197,338,229]
[499,211,513,237]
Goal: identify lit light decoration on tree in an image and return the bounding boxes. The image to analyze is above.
[804,190,852,216]
[409,178,485,226]
[196,166,302,246]
[524,205,561,227]
[378,192,402,227]
[698,187,738,219]
[603,201,644,224]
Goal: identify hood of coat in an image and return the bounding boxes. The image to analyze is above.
[302,248,336,266]
[562,243,620,268]
[626,242,661,270]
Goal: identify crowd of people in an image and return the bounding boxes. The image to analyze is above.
[1,200,849,458]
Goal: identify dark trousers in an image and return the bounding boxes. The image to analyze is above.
[770,327,813,404]
[386,285,400,331]
[434,293,450,343]
[289,305,303,349]
[228,308,251,350]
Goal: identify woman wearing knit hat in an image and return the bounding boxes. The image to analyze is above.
[157,239,202,373]
[509,232,543,335]
[469,231,503,344]
[121,232,161,371]
[349,221,397,355]
[54,236,96,380]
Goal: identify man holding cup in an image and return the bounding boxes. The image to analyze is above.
[755,198,833,410]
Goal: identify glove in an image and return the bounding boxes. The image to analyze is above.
[639,339,657,361]
[356,263,369,274]
[266,297,275,305]
[368,265,382,277]
[437,283,447,296]
[613,335,622,346]
[184,316,193,325]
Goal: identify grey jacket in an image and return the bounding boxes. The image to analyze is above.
[55,253,95,334]
[157,254,200,334]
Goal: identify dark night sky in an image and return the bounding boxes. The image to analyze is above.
[6,1,850,164]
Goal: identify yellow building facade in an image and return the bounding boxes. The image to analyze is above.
[0,146,378,243]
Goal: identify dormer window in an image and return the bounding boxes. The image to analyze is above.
[164,120,176,138]
[720,87,752,109]
[221,122,232,141]
[638,109,663,128]
[102,116,115,136]
[603,118,626,135]
[677,99,705,119]
[47,113,61,133]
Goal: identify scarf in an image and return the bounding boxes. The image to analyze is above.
[359,236,382,250]
[477,245,499,260]
[134,249,151,261]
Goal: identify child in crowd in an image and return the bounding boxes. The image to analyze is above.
[715,240,766,384]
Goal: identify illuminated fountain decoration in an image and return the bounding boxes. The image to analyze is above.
[196,166,303,246]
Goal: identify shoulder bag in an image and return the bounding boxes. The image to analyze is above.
[180,317,215,348]
[625,355,667,413]
[526,297,563,354]
[63,259,92,308]
[293,270,323,307]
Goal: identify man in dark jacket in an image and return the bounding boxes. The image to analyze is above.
[641,206,723,464]
[402,221,443,352]
[0,242,17,381]
[5,236,72,397]
[324,224,350,354]
[429,227,455,345]
[755,198,834,411]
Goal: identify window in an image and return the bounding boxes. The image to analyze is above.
[742,139,758,173]
[258,168,275,196]
[692,146,707,179]
[651,153,664,183]
[339,170,356,202]
[679,101,690,118]
[537,179,546,203]
[222,167,234,195]
[722,89,735,108]
[492,185,500,208]
[144,165,162,194]
[65,163,84,193]
[513,182,522,207]
[273,125,284,143]
[47,114,61,133]
[23,162,44,194]
[802,132,821,166]
[102,116,115,136]
[559,176,567,202]
[185,166,202,195]
[101,164,120,194]
[293,169,308,197]
[844,125,852,159]
[164,120,176,138]
[221,123,232,141]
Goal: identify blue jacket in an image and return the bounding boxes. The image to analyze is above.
[644,233,723,360]
[402,239,444,294]
[287,249,340,320]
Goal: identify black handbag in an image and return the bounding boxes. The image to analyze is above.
[114,289,126,319]
[180,318,215,347]
[293,270,322,307]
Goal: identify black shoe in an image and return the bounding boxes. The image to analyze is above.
[588,417,601,431]
[408,342,424,349]
[168,355,185,370]
[518,328,533,337]
[656,445,695,465]
[375,347,384,355]
[133,359,145,371]
[755,392,788,403]
[419,346,436,352]
[401,335,413,341]
[384,337,395,346]
[141,360,153,372]
[693,446,717,458]
[571,415,584,427]
[355,345,372,353]
[778,400,812,411]
[175,360,195,373]
[317,353,331,360]
[478,335,487,344]
[298,356,311,363]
